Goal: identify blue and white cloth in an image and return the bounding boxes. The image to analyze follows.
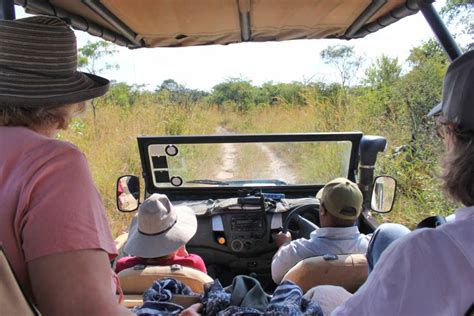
[132,278,194,315]
[132,276,323,315]
[203,276,322,315]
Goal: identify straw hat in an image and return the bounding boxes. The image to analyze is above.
[0,16,109,108]
[124,194,197,258]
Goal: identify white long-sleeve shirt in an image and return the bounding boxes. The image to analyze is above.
[271,226,371,284]
[332,207,474,316]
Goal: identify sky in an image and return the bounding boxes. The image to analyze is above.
[15,1,462,92]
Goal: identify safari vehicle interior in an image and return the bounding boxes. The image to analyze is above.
[3,0,464,310]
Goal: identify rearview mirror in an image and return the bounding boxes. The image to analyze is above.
[370,176,396,213]
[116,175,140,212]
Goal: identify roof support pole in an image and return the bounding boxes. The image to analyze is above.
[82,0,143,47]
[0,0,15,20]
[238,0,251,41]
[420,2,462,61]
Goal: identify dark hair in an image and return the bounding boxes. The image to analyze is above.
[321,203,357,227]
[438,117,474,206]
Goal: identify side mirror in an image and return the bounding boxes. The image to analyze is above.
[370,176,396,213]
[116,175,140,212]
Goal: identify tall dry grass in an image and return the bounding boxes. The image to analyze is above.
[221,94,455,228]
[59,92,454,236]
[60,102,223,236]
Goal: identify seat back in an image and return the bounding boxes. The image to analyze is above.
[0,245,40,316]
[282,254,368,293]
[118,264,213,294]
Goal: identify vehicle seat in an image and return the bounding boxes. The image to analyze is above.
[281,254,368,293]
[118,264,213,295]
[0,244,39,315]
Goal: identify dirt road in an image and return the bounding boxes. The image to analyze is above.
[215,127,297,183]
[215,126,237,179]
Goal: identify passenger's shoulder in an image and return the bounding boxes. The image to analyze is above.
[45,137,81,154]
[389,224,469,258]
[39,138,85,163]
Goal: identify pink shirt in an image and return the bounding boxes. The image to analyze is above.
[0,127,118,297]
[115,254,207,274]
[333,207,474,316]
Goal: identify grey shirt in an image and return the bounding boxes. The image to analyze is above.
[271,226,371,283]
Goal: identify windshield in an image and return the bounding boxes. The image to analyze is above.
[139,133,361,189]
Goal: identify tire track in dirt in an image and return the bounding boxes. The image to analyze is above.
[215,126,297,184]
[257,143,297,184]
[215,126,237,179]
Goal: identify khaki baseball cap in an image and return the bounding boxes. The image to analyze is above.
[316,178,363,221]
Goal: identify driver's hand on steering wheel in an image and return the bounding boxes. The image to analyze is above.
[273,231,292,248]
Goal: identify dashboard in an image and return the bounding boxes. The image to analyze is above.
[182,197,319,288]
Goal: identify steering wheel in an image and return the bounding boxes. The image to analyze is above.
[282,203,320,239]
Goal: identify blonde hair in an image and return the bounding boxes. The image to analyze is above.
[0,102,86,130]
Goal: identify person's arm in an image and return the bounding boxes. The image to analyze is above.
[271,234,305,284]
[332,228,474,316]
[28,249,133,316]
[180,303,203,316]
[273,231,292,248]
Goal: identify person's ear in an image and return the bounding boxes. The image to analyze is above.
[319,204,326,216]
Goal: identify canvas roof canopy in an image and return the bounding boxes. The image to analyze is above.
[15,0,432,48]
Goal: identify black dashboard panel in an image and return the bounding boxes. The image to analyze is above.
[180,196,320,288]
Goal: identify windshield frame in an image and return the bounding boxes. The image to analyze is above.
[138,132,363,201]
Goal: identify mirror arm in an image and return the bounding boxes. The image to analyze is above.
[359,136,387,208]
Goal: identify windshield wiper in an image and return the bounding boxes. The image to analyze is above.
[187,179,230,185]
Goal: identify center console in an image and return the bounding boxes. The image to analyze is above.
[229,213,266,252]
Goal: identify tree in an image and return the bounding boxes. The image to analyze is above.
[364,55,402,89]
[103,82,145,108]
[77,40,120,118]
[78,40,119,74]
[320,45,362,89]
[396,40,448,147]
[159,79,180,92]
[209,78,257,111]
[440,0,473,49]
[407,39,449,68]
[155,79,207,108]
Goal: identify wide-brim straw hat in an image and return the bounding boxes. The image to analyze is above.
[124,194,197,258]
[0,16,109,108]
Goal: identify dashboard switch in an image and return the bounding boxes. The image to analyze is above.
[217,237,226,245]
[231,239,244,252]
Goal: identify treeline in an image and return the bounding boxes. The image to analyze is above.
[103,76,332,110]
[103,39,449,120]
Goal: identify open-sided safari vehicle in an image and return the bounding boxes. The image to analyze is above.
[3,0,464,311]
[114,133,395,304]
